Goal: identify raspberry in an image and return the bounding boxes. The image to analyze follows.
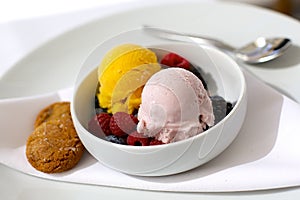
[149,138,164,146]
[127,131,150,146]
[88,115,102,135]
[97,113,112,136]
[110,112,138,137]
[160,53,190,70]
[88,113,112,136]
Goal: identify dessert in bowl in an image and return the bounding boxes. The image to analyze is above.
[71,28,247,176]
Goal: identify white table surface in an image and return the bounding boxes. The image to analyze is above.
[1,0,300,199]
[0,0,141,76]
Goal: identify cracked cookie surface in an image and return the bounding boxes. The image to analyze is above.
[34,102,71,129]
[26,102,84,173]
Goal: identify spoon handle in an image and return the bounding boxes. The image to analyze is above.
[143,26,235,52]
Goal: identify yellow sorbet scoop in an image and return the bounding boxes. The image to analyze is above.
[97,44,161,114]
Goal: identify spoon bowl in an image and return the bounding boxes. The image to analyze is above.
[235,37,291,64]
[143,26,291,64]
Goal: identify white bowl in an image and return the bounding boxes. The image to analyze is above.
[71,29,247,176]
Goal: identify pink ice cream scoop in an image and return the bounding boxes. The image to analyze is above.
[137,68,215,143]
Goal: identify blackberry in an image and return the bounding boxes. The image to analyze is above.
[211,95,227,124]
[189,64,208,90]
[95,107,105,115]
[104,135,126,145]
[94,96,108,114]
[94,95,100,108]
[226,102,234,115]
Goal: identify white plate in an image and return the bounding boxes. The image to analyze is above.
[1,1,300,101]
[1,1,300,199]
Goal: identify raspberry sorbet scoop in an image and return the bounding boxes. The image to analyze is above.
[137,68,214,143]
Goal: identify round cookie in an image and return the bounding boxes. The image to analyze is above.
[26,118,84,173]
[34,102,71,129]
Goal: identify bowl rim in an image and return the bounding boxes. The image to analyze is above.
[71,43,247,150]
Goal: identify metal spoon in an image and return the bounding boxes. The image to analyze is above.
[143,26,291,64]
